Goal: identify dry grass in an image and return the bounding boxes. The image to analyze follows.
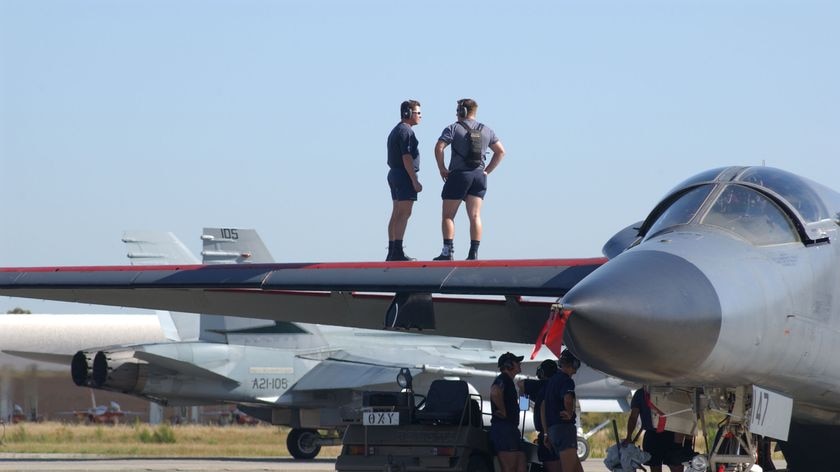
[0,417,783,461]
[0,422,341,457]
[0,418,622,459]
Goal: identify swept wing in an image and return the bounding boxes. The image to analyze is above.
[0,258,604,345]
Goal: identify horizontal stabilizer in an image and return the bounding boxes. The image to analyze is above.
[3,349,74,365]
[133,351,240,386]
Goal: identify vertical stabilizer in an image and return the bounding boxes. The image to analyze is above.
[122,231,199,265]
[199,228,281,343]
[201,227,274,264]
[122,230,200,341]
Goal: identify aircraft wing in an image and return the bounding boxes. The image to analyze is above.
[3,349,74,365]
[291,353,502,391]
[0,258,605,344]
[291,359,409,390]
[291,346,477,391]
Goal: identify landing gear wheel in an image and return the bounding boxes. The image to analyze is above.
[287,428,321,460]
[576,436,590,461]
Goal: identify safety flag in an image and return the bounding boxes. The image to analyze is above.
[531,305,571,359]
[645,389,668,433]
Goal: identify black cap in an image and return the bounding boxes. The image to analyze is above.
[559,349,581,370]
[497,352,525,368]
[537,359,558,379]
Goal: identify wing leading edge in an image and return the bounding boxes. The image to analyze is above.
[0,258,605,344]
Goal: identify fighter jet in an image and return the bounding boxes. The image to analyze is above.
[8,227,628,459]
[58,389,143,424]
[4,166,834,469]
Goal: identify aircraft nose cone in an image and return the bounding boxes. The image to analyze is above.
[564,250,721,382]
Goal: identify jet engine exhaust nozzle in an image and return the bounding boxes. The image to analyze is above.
[71,350,94,387]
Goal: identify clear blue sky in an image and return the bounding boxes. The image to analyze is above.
[2,0,839,313]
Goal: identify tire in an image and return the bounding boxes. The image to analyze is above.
[287,428,321,460]
[576,436,590,461]
[466,454,492,472]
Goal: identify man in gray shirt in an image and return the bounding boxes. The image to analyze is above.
[433,98,506,260]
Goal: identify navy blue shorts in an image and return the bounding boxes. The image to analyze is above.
[388,169,418,201]
[642,430,686,466]
[537,432,559,462]
[489,422,521,452]
[548,423,577,453]
[441,168,486,200]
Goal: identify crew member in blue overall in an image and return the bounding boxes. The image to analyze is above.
[519,359,561,472]
[386,100,422,261]
[433,98,505,260]
[490,352,525,472]
[542,349,584,472]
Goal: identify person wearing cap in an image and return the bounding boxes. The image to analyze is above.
[489,352,525,472]
[541,350,584,472]
[518,359,561,472]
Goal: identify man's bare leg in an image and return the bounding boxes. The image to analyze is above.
[387,200,414,260]
[496,451,525,472]
[434,199,462,260]
[465,195,483,241]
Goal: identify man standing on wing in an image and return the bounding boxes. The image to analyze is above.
[433,98,505,260]
[386,99,422,261]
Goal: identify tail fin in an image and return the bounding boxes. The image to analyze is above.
[198,228,279,343]
[201,227,274,264]
[122,230,200,341]
[122,230,199,265]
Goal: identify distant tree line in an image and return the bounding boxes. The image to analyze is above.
[6,307,31,314]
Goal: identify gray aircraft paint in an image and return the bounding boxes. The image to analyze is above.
[5,167,840,468]
[8,228,628,457]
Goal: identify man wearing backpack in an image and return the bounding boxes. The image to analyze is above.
[386,99,423,261]
[433,98,506,260]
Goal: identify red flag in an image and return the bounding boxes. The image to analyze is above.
[545,308,571,358]
[530,309,554,359]
[531,306,572,359]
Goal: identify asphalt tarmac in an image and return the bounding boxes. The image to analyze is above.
[0,454,788,471]
[0,454,610,471]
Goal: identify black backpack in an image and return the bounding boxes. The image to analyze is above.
[455,121,484,169]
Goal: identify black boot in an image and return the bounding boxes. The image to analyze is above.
[391,241,415,261]
[467,240,480,260]
[434,243,454,261]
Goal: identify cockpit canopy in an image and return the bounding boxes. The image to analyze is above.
[640,166,835,246]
